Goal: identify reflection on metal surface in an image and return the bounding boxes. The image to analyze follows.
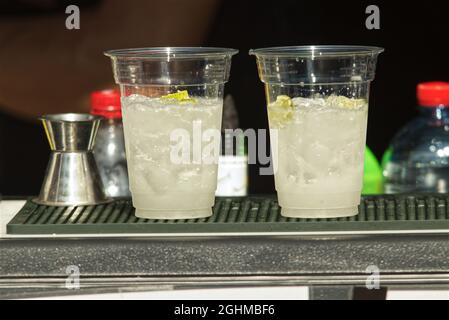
[1,274,449,299]
[35,114,110,206]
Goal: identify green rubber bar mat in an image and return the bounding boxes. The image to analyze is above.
[7,195,449,235]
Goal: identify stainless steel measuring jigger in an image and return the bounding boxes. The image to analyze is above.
[35,113,110,206]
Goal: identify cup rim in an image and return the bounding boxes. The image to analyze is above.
[249,45,384,58]
[104,47,239,59]
[39,113,103,123]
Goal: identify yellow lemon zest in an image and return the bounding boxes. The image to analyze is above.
[326,95,366,109]
[160,90,197,104]
[268,95,294,128]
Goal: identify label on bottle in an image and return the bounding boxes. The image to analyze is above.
[216,155,248,197]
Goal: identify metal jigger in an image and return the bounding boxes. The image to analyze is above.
[34,113,110,206]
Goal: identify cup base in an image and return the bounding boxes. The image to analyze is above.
[131,192,214,219]
[277,191,360,218]
[135,208,212,220]
[281,206,358,219]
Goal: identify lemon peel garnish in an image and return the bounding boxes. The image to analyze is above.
[268,95,294,128]
[326,95,366,109]
[160,90,197,104]
[275,95,294,108]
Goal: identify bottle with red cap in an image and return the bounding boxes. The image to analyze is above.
[383,82,449,193]
[91,89,130,197]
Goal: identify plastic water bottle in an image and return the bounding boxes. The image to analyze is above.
[383,82,449,193]
[91,89,130,197]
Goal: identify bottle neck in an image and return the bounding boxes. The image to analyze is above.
[102,117,123,125]
[418,106,449,120]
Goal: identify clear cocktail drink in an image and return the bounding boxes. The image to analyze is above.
[106,47,237,219]
[121,94,222,218]
[251,45,383,218]
[270,95,368,217]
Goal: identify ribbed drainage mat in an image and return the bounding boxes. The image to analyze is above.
[7,195,449,235]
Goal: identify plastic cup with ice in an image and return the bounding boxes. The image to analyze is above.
[250,46,383,218]
[105,47,237,219]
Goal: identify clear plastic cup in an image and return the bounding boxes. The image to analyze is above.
[105,47,237,219]
[250,45,383,218]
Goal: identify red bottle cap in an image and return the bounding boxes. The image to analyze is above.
[90,89,122,118]
[417,82,449,107]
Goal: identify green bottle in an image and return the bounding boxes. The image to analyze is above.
[363,147,383,194]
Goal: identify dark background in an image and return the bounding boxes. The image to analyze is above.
[1,0,449,195]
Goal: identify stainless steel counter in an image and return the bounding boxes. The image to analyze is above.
[1,200,449,299]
